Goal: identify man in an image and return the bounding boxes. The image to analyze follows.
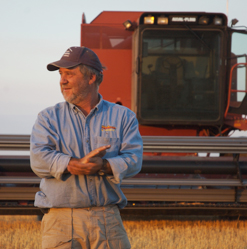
[30,46,143,249]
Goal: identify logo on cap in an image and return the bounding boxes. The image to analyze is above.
[63,48,73,57]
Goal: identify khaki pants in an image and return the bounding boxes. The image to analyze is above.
[41,205,131,249]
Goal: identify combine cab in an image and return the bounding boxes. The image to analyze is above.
[81,11,247,135]
[1,11,247,215]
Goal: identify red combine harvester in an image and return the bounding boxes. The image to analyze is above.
[1,11,247,216]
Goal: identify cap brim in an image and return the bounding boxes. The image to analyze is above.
[47,60,81,71]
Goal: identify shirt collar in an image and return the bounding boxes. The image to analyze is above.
[95,94,103,112]
[68,94,104,115]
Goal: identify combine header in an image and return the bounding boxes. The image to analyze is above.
[1,11,247,215]
[1,134,247,216]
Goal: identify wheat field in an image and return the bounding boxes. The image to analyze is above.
[0,215,247,249]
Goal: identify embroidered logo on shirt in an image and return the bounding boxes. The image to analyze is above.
[101,125,116,131]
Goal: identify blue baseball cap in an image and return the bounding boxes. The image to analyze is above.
[47,46,103,73]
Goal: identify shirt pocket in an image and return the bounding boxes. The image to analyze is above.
[93,136,120,158]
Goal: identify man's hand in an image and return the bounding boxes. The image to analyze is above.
[66,145,111,175]
[80,145,110,164]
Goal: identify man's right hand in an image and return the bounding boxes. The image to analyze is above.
[66,145,111,175]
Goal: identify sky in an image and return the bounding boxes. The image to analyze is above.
[0,0,246,135]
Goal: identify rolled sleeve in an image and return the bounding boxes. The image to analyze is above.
[105,114,143,184]
[30,113,71,180]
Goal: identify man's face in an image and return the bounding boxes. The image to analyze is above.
[59,67,90,105]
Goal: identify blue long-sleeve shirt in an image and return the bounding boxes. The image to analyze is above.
[30,96,143,209]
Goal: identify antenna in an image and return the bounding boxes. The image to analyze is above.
[226,0,229,17]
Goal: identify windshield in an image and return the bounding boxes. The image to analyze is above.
[139,29,222,123]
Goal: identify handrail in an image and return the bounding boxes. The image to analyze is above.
[1,135,247,153]
[224,62,247,118]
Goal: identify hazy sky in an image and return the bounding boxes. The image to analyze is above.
[0,0,246,135]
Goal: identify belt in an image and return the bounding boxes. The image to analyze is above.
[40,205,117,214]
